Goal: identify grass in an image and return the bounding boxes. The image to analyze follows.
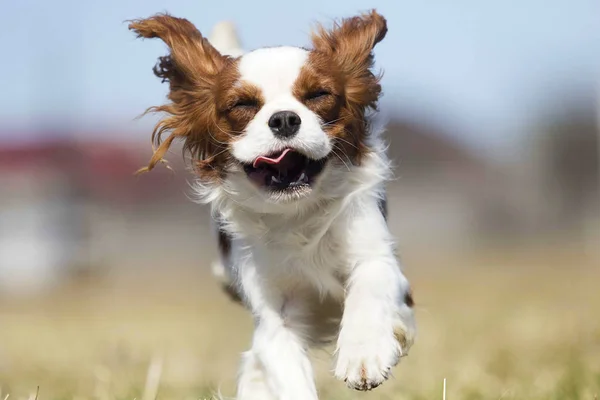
[0,248,599,400]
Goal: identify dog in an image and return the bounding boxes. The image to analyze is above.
[129,10,416,400]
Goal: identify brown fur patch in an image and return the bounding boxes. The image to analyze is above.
[405,290,414,308]
[393,328,409,352]
[129,14,253,182]
[299,10,387,164]
[214,72,265,135]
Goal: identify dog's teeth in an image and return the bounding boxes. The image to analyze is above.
[271,176,281,184]
[299,172,308,183]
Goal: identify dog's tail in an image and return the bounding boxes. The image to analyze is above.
[208,21,244,58]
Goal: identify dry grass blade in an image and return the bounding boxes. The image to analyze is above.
[27,386,39,400]
[443,378,447,400]
[142,356,163,400]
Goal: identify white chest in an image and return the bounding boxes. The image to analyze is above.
[247,214,348,298]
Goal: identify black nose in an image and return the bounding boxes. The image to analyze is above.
[268,111,301,138]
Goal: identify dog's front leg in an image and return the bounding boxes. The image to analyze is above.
[334,198,416,391]
[237,265,318,400]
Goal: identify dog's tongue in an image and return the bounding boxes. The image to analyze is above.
[253,148,292,168]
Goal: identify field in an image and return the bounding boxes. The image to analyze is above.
[1,248,599,400]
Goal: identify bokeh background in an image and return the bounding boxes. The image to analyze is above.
[1,1,599,399]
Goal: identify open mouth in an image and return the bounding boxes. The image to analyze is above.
[243,148,327,191]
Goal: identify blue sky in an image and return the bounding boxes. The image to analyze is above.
[1,0,599,158]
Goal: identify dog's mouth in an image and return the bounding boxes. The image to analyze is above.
[243,148,327,191]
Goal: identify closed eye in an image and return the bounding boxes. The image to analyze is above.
[231,98,259,110]
[305,90,331,101]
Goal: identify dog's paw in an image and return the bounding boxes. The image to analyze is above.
[334,331,399,390]
[334,315,415,391]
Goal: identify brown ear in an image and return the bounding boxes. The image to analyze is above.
[311,11,387,111]
[129,13,226,88]
[312,10,387,73]
[129,14,227,175]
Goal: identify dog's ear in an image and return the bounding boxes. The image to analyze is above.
[129,14,228,176]
[129,13,226,89]
[311,11,387,110]
[311,10,387,71]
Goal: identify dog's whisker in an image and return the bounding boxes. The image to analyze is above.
[331,145,352,172]
[333,135,359,150]
[321,116,349,127]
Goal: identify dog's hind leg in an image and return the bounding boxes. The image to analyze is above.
[236,350,277,400]
[232,255,320,400]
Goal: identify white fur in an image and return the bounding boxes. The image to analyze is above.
[232,47,332,164]
[194,46,416,400]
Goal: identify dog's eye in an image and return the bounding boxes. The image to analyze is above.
[231,99,259,110]
[305,90,331,101]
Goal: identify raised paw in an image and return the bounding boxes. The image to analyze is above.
[334,327,410,391]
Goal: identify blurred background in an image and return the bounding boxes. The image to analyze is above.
[1,1,599,399]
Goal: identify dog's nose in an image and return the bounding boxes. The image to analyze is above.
[268,111,301,138]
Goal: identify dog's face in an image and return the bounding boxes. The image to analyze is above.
[130,11,386,205]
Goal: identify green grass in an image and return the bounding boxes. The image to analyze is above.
[1,250,599,399]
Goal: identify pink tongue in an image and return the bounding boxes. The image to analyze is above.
[253,148,292,168]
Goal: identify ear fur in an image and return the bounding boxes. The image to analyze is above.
[129,14,228,177]
[311,10,387,110]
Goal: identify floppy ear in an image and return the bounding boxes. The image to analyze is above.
[311,10,387,109]
[312,10,387,66]
[129,14,228,176]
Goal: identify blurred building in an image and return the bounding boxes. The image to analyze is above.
[0,138,187,295]
[529,96,600,246]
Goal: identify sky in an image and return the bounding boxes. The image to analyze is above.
[1,0,599,158]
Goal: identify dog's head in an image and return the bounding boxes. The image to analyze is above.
[130,11,387,207]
